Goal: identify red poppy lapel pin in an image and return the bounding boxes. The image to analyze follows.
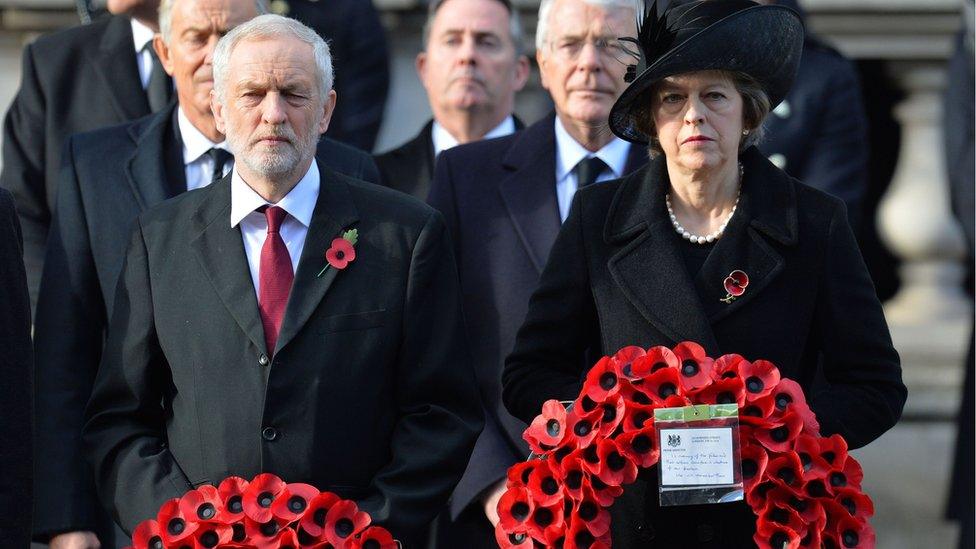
[720,269,749,303]
[317,228,358,277]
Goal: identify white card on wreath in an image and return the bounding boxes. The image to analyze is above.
[658,426,735,486]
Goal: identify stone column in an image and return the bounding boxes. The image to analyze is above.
[877,61,970,325]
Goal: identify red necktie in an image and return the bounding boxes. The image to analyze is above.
[258,206,294,355]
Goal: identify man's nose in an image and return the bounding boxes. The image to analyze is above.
[261,94,287,125]
[576,40,601,72]
[203,34,220,63]
[457,35,477,64]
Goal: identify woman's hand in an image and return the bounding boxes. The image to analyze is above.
[49,531,101,549]
[481,478,507,527]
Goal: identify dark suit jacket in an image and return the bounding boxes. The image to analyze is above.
[1,15,154,309]
[81,167,482,544]
[32,104,379,545]
[503,147,907,547]
[0,189,32,549]
[375,117,525,201]
[428,113,647,527]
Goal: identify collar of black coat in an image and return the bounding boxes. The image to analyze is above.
[603,146,798,246]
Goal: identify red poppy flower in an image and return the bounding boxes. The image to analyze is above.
[244,515,288,547]
[588,476,623,507]
[691,376,745,407]
[271,482,320,523]
[554,451,589,500]
[566,409,600,448]
[768,486,826,527]
[794,434,832,481]
[711,353,746,381]
[353,525,397,549]
[565,514,611,549]
[132,519,164,549]
[299,491,341,538]
[661,394,692,408]
[740,442,770,495]
[832,487,875,522]
[826,456,864,494]
[798,525,823,549]
[758,499,806,540]
[756,411,804,453]
[323,500,371,546]
[817,434,850,470]
[770,378,820,433]
[187,522,233,549]
[747,481,779,510]
[524,400,569,454]
[595,394,626,437]
[619,397,656,433]
[610,345,646,379]
[644,367,682,404]
[527,460,563,507]
[595,439,638,487]
[724,270,750,296]
[833,514,876,549]
[178,485,223,524]
[217,477,249,521]
[498,486,535,532]
[157,498,198,546]
[673,341,714,392]
[325,237,356,270]
[738,359,781,400]
[630,345,679,379]
[754,515,801,549]
[583,356,622,403]
[740,394,776,426]
[507,460,540,489]
[617,425,659,468]
[525,499,565,542]
[494,523,533,548]
[767,451,805,491]
[243,473,287,523]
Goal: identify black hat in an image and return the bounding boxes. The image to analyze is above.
[609,0,804,144]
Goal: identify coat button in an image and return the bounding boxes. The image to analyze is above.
[696,523,715,542]
[261,427,279,441]
[258,354,269,366]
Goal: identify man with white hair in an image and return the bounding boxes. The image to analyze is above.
[82,14,482,545]
[32,1,379,547]
[427,0,647,543]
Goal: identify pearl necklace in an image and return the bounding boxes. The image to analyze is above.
[666,163,743,245]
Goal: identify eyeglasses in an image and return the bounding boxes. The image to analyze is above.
[547,37,632,63]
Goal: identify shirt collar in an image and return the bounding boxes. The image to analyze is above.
[230,159,320,228]
[553,116,631,182]
[131,18,156,54]
[177,107,228,165]
[431,116,517,157]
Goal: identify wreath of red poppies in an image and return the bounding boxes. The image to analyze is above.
[495,342,876,549]
[124,473,397,549]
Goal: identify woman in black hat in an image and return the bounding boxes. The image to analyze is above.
[502,0,906,546]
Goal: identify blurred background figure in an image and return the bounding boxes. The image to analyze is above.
[0,0,171,312]
[274,0,390,151]
[374,0,529,200]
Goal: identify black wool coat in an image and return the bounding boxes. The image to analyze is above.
[80,166,479,545]
[503,147,907,547]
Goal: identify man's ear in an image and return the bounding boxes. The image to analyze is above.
[536,49,550,91]
[513,54,531,92]
[317,90,338,135]
[153,34,176,76]
[211,90,226,134]
[415,51,430,92]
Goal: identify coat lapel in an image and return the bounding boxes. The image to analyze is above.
[189,177,268,355]
[274,166,360,354]
[91,16,151,121]
[498,115,562,273]
[604,158,720,354]
[623,142,650,176]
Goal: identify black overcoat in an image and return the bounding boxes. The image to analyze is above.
[427,113,647,545]
[503,147,907,547]
[32,103,380,546]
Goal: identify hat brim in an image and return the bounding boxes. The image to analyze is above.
[609,5,804,145]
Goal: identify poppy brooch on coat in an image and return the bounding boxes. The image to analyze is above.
[318,228,358,277]
[721,269,750,303]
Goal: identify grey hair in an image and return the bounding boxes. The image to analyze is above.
[422,0,524,55]
[634,70,771,157]
[159,0,269,44]
[212,14,334,102]
[536,0,639,51]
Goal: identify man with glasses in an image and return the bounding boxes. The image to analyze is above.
[426,0,645,544]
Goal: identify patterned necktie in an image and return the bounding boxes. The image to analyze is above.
[206,148,233,185]
[144,44,173,112]
[576,156,610,188]
[258,206,294,355]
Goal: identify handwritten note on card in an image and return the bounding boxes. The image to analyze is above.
[659,427,734,486]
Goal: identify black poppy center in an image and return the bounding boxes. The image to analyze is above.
[632,435,652,454]
[363,541,381,549]
[721,371,738,379]
[583,445,599,464]
[633,411,651,429]
[775,393,793,410]
[716,391,735,404]
[546,419,562,437]
[770,426,789,442]
[200,531,219,548]
[741,459,758,479]
[227,495,243,514]
[288,495,307,513]
[313,508,327,526]
[566,470,583,489]
[509,533,528,544]
[602,404,617,423]
[842,497,856,515]
[574,529,595,548]
[591,477,609,491]
[822,451,837,464]
[789,496,808,512]
[632,391,651,405]
[511,501,530,521]
[599,372,617,391]
[769,508,790,525]
[336,250,345,260]
[579,501,598,521]
[197,503,216,520]
[258,491,274,508]
[746,376,764,393]
[541,477,559,495]
[335,518,354,538]
[658,382,677,399]
[842,530,859,548]
[580,396,597,413]
[607,451,626,471]
[149,536,164,549]
[554,446,572,464]
[807,480,828,498]
[574,420,592,437]
[232,524,245,542]
[651,361,669,372]
[167,518,185,536]
[298,528,317,545]
[743,405,763,417]
[776,466,796,485]
[830,472,848,487]
[681,360,699,377]
[770,532,789,547]
[260,520,278,537]
[533,507,554,527]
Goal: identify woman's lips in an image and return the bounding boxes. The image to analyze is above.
[682,135,714,145]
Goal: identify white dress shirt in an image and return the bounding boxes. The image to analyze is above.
[131,19,156,89]
[177,107,233,191]
[554,116,631,221]
[230,160,320,297]
[431,116,517,158]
